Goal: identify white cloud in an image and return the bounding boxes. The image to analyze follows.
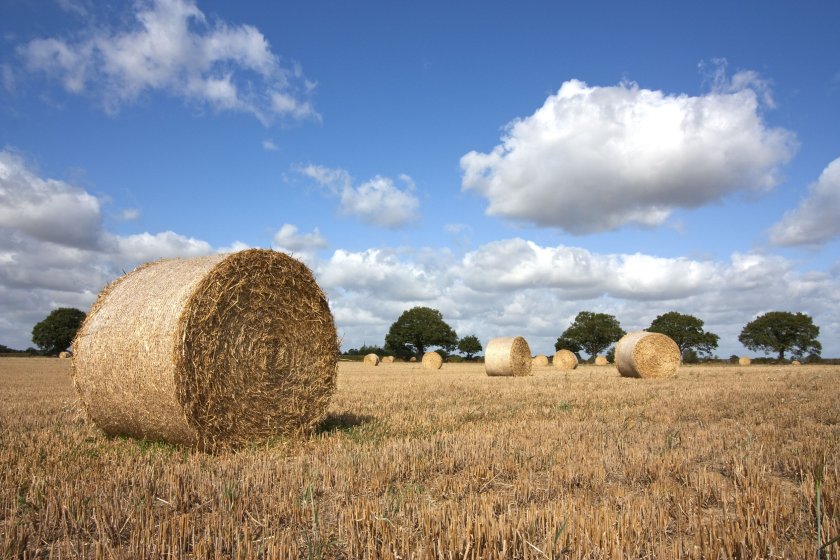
[461,73,796,234]
[17,0,317,124]
[119,208,140,221]
[769,156,840,246]
[297,165,420,228]
[0,150,102,249]
[262,139,279,151]
[272,223,327,262]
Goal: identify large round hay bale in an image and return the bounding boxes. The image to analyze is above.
[58,351,72,359]
[421,351,443,370]
[615,331,680,379]
[594,355,609,366]
[409,356,417,362]
[532,354,549,367]
[485,336,532,377]
[739,356,752,366]
[553,349,578,370]
[791,360,801,366]
[363,353,380,366]
[72,249,338,448]
[381,356,395,363]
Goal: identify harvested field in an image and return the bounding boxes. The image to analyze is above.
[2,357,839,558]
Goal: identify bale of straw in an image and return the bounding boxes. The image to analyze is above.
[531,354,549,367]
[58,351,72,359]
[553,349,578,370]
[409,356,417,362]
[485,337,532,377]
[791,360,801,366]
[381,356,395,363]
[615,331,680,379]
[739,356,752,366]
[421,351,443,370]
[594,355,609,366]
[72,249,338,448]
[363,353,380,366]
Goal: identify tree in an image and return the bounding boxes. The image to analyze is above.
[647,311,719,357]
[31,308,86,355]
[457,335,483,360]
[558,311,625,361]
[384,307,458,360]
[739,311,821,361]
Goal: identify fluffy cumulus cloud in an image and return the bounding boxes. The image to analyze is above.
[769,156,840,246]
[272,223,328,262]
[297,165,420,228]
[17,0,317,123]
[0,149,226,350]
[461,73,796,234]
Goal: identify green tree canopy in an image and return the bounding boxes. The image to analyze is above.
[647,311,719,357]
[384,307,458,360]
[738,311,821,361]
[457,334,483,360]
[31,307,86,355]
[558,311,625,360]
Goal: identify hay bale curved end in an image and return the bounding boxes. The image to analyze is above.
[739,356,752,366]
[594,355,609,366]
[485,337,532,377]
[615,331,680,379]
[381,356,395,363]
[72,249,339,448]
[363,353,380,366]
[531,354,549,367]
[553,349,578,370]
[421,351,443,370]
[58,351,72,359]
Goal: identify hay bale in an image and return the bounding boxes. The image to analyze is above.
[421,351,443,370]
[409,356,417,362]
[615,331,680,379]
[739,356,752,366]
[485,336,532,377]
[72,249,338,448]
[381,356,395,363]
[532,354,549,367]
[791,360,801,366]
[58,351,72,359]
[594,355,609,366]
[553,349,578,370]
[363,353,380,366]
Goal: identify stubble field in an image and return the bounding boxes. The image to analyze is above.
[1,357,838,559]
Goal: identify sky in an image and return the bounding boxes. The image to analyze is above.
[1,0,839,358]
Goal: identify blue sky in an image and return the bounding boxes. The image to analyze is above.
[1,0,839,357]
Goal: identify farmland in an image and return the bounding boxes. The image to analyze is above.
[1,357,838,558]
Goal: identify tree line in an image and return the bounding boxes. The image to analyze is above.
[6,306,824,363]
[346,306,822,364]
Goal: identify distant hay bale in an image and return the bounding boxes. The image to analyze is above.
[485,336,532,377]
[409,357,417,362]
[791,360,801,366]
[532,354,549,367]
[615,331,680,379]
[363,353,380,366]
[553,349,578,370]
[421,351,443,370]
[594,355,609,366]
[739,357,752,366]
[72,249,338,448]
[58,351,72,359]
[381,356,395,363]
